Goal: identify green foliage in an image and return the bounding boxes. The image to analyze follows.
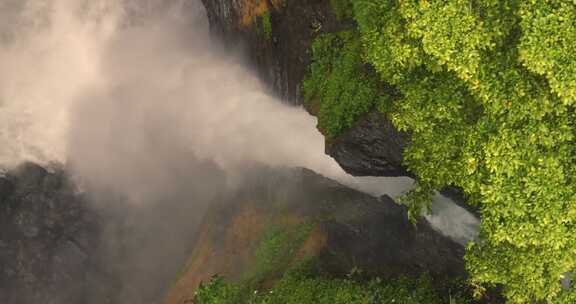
[302,31,388,138]
[195,261,474,304]
[195,275,240,304]
[304,0,576,302]
[397,181,434,224]
[330,0,353,20]
[518,1,576,106]
[198,223,314,303]
[261,11,272,39]
[248,223,314,283]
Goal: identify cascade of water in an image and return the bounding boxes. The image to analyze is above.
[0,0,478,245]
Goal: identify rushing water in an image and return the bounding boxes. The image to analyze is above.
[348,176,479,244]
[0,0,478,247]
[0,2,483,303]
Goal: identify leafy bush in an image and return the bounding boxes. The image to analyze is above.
[248,223,313,283]
[195,275,240,304]
[195,261,473,304]
[330,0,353,20]
[307,0,576,302]
[302,31,388,138]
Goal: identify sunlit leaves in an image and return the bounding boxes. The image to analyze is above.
[305,1,576,300]
[341,0,576,302]
[518,0,576,106]
[304,0,576,303]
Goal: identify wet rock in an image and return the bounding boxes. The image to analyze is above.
[439,186,481,217]
[327,111,410,176]
[200,0,411,177]
[165,166,466,303]
[0,159,225,304]
[12,162,48,190]
[0,175,14,198]
[0,162,100,304]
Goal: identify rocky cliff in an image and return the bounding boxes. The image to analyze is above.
[0,2,477,303]
[200,0,410,177]
[1,163,467,304]
[0,161,222,304]
[0,163,102,304]
[165,167,465,304]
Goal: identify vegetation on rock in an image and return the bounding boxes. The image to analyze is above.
[245,223,314,286]
[195,260,474,304]
[192,204,474,304]
[240,0,282,26]
[261,11,272,39]
[302,31,388,137]
[197,222,316,302]
[304,0,576,302]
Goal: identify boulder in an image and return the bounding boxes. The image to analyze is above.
[0,162,100,304]
[164,167,465,304]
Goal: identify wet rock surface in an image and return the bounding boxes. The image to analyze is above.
[0,163,101,304]
[202,0,349,104]
[200,0,411,177]
[326,111,410,177]
[165,166,466,304]
[0,161,222,304]
[1,162,466,304]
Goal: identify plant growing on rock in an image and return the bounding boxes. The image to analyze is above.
[195,261,474,304]
[261,11,272,39]
[302,31,388,138]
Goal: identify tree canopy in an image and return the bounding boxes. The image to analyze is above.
[304,1,576,302]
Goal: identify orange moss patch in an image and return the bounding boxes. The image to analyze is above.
[164,203,268,304]
[240,0,282,26]
[274,213,306,227]
[228,204,266,247]
[222,204,268,282]
[163,202,324,304]
[163,221,215,304]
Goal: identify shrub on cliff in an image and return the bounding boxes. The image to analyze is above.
[195,262,473,304]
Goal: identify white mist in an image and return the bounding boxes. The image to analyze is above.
[0,0,478,243]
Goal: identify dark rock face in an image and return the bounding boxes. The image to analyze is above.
[200,0,411,176]
[289,168,465,278]
[0,163,100,304]
[0,161,221,304]
[165,166,466,303]
[221,167,466,278]
[201,0,349,104]
[327,111,411,176]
